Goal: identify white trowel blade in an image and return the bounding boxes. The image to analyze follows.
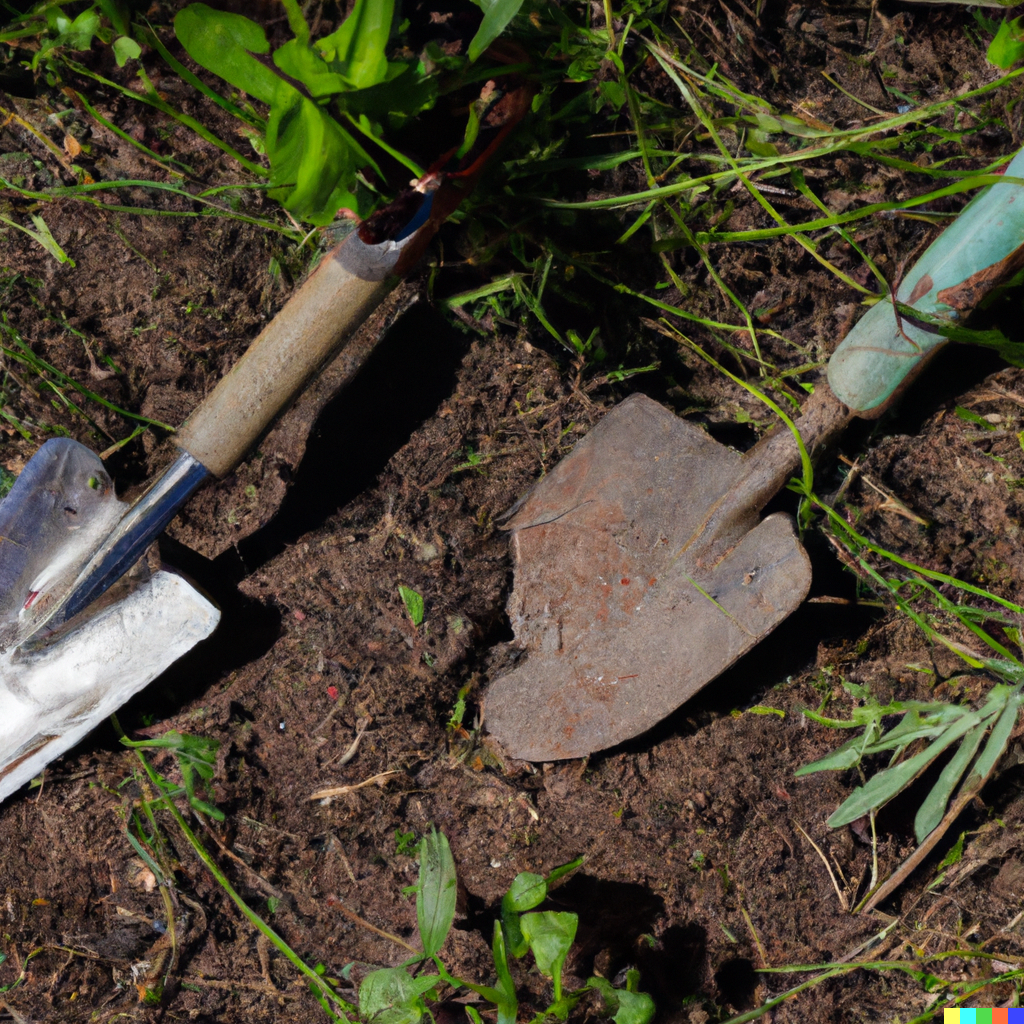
[0,570,220,804]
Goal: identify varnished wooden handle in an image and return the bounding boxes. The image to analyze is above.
[176,233,407,478]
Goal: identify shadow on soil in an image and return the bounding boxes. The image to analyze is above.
[115,303,469,729]
[232,301,470,574]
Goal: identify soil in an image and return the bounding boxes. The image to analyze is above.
[1,3,1024,1023]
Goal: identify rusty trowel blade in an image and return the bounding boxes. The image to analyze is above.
[484,394,811,761]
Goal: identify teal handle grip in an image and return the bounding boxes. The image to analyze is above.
[828,146,1024,415]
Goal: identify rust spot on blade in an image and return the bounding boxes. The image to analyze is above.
[936,242,1024,311]
[907,273,933,304]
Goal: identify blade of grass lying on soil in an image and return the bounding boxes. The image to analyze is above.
[64,58,267,177]
[0,211,73,265]
[68,86,193,175]
[787,482,1024,901]
[114,720,636,1023]
[547,64,1024,211]
[0,315,176,435]
[124,738,357,1020]
[0,175,304,240]
[735,955,1024,1024]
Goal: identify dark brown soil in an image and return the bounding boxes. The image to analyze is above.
[1,3,1024,1023]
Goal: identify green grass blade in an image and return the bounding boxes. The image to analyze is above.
[66,59,267,177]
[141,20,265,131]
[827,711,982,827]
[914,721,988,842]
[965,689,1023,789]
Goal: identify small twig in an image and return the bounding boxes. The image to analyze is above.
[861,728,1020,914]
[309,770,400,803]
[327,898,419,955]
[326,718,372,767]
[793,821,849,911]
[331,835,358,884]
[738,896,768,968]
[0,999,30,1024]
[186,976,290,996]
[256,933,276,991]
[858,474,930,527]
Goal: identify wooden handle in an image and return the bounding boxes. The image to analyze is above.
[176,233,408,478]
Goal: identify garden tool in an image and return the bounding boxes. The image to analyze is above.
[10,76,532,651]
[0,78,532,802]
[484,147,1024,761]
[0,437,220,802]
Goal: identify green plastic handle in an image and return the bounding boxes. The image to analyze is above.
[828,146,1024,414]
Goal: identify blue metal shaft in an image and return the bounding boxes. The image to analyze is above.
[56,451,210,626]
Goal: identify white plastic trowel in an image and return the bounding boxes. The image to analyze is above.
[0,439,219,803]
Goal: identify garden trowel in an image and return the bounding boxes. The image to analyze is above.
[485,146,1024,761]
[0,78,532,801]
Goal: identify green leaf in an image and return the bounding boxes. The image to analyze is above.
[545,857,584,886]
[0,213,74,265]
[862,705,970,754]
[265,89,361,224]
[415,828,458,958]
[66,7,100,50]
[315,0,393,89]
[503,872,548,913]
[612,988,655,1024]
[174,4,279,104]
[490,919,518,1024]
[965,690,1022,788]
[95,0,130,37]
[467,0,524,62]
[520,911,577,1003]
[827,711,981,827]
[398,585,425,627]
[112,35,141,67]
[988,16,1024,69]
[914,722,987,842]
[500,871,545,958]
[278,0,310,46]
[795,730,873,776]
[359,967,439,1024]
[273,38,348,98]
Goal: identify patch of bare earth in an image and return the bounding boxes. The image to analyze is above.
[1,3,1023,1023]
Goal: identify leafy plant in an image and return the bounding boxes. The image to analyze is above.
[365,831,654,1024]
[173,0,420,224]
[797,679,1023,842]
[172,0,524,225]
[987,15,1024,68]
[120,728,225,820]
[791,487,1024,846]
[1,0,140,70]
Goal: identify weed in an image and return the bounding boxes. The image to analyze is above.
[394,829,419,856]
[796,677,1023,844]
[114,738,653,1023]
[0,313,175,440]
[986,14,1024,69]
[447,683,471,731]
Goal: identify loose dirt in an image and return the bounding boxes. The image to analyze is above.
[1,3,1023,1022]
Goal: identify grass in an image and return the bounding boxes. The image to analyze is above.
[2,1,1024,1020]
[114,730,653,1022]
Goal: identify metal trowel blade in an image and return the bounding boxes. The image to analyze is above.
[483,394,811,761]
